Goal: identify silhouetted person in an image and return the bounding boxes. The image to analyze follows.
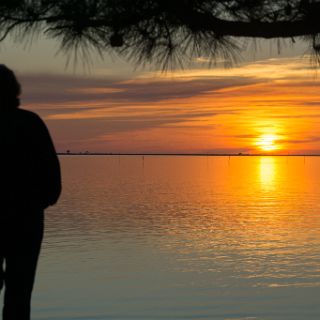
[0,65,61,320]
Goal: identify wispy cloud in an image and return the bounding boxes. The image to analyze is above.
[19,56,320,153]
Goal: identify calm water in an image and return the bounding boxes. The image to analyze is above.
[32,156,320,319]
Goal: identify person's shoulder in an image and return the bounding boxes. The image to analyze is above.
[15,108,46,126]
[15,109,48,136]
[16,108,42,121]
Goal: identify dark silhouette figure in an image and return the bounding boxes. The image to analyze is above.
[0,65,61,320]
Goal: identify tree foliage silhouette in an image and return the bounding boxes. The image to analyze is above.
[1,0,320,67]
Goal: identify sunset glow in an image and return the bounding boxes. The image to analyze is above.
[256,134,279,152]
[3,8,320,319]
[8,52,320,154]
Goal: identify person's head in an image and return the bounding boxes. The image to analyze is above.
[0,65,21,111]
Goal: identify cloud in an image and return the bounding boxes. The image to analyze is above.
[20,72,260,107]
[280,136,320,145]
[269,114,320,119]
[18,56,320,152]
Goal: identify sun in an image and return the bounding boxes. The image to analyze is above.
[256,134,279,152]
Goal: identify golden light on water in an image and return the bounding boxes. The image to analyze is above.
[259,156,276,188]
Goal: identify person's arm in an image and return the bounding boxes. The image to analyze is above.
[30,113,62,209]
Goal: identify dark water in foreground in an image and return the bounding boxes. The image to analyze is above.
[32,156,320,319]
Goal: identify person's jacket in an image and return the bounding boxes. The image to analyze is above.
[0,108,61,217]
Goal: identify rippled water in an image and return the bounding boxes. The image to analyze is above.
[33,156,320,319]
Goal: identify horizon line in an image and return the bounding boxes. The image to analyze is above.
[57,152,320,157]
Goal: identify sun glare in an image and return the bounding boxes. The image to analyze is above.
[256,134,279,152]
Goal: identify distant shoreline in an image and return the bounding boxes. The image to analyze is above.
[57,153,320,157]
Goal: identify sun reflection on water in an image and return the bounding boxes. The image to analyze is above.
[40,156,320,320]
[259,156,276,188]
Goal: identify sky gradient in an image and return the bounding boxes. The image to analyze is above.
[2,37,320,154]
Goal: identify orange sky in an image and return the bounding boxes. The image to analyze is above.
[16,55,320,154]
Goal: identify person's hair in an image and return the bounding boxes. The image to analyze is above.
[0,64,21,111]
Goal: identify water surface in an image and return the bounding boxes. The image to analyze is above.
[33,156,320,319]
